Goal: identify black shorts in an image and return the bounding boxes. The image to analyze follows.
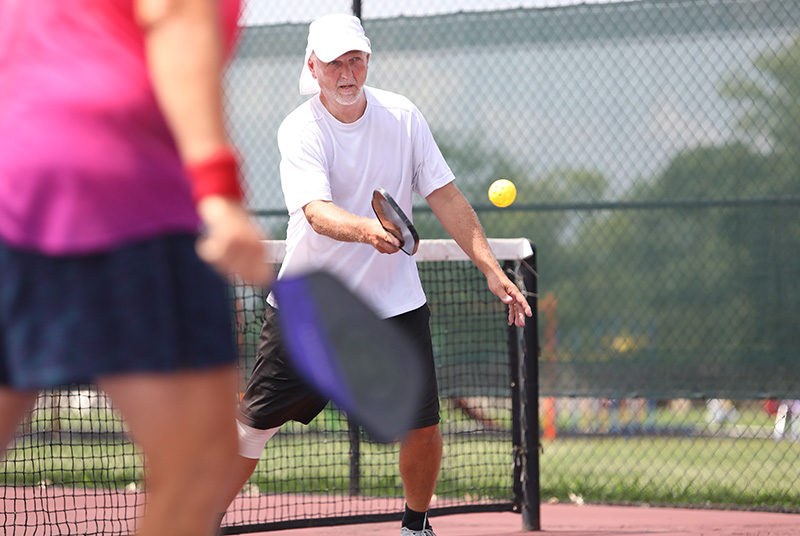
[238,303,440,431]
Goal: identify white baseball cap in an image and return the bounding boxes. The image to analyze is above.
[299,14,372,95]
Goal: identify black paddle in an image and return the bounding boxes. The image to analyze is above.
[372,187,419,256]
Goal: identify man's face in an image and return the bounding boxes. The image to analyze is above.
[310,50,369,107]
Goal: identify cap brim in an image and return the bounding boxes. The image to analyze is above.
[313,37,371,63]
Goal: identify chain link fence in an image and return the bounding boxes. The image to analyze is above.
[230,0,800,513]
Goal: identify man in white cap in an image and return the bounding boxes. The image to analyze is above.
[218,13,532,536]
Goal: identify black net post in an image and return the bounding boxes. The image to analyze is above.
[509,262,523,513]
[520,244,540,530]
[348,421,361,496]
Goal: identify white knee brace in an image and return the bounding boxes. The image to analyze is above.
[236,420,279,459]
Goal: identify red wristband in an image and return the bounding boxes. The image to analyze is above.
[186,147,245,203]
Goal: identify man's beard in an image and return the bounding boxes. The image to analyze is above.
[334,82,363,105]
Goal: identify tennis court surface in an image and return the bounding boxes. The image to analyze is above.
[252,504,799,536]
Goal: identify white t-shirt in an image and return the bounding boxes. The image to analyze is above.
[269,86,455,318]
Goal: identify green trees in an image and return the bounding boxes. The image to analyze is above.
[428,34,800,398]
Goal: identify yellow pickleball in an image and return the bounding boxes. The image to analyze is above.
[488,179,517,207]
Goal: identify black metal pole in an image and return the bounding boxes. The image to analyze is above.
[508,260,523,512]
[521,244,541,531]
[348,421,361,496]
[352,0,362,19]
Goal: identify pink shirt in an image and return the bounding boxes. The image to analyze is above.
[0,0,240,254]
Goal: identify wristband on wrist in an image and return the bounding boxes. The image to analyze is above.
[186,147,245,203]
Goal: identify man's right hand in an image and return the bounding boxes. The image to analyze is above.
[366,218,402,254]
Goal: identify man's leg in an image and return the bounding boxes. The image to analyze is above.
[215,305,324,531]
[399,423,442,526]
[216,421,279,524]
[213,453,260,532]
[219,455,259,510]
[392,305,442,533]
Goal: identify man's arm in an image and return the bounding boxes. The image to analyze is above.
[426,182,532,327]
[303,200,402,254]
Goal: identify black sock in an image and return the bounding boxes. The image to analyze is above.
[401,504,430,531]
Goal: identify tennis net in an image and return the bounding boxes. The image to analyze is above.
[0,238,539,535]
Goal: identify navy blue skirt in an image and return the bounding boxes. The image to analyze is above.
[0,234,237,389]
